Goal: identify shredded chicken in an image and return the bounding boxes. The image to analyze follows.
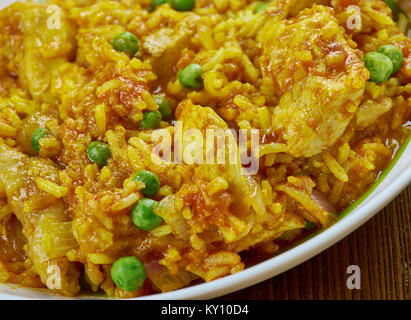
[260,5,369,157]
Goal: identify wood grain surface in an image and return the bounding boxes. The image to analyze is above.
[218,185,411,300]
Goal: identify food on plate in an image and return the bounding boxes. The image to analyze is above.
[0,0,409,297]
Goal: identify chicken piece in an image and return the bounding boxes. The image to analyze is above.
[276,176,336,227]
[155,100,266,245]
[0,142,80,296]
[0,2,76,103]
[143,15,199,82]
[259,5,368,157]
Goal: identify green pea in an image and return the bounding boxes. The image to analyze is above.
[255,2,269,13]
[305,220,315,230]
[131,198,163,231]
[171,0,195,11]
[377,44,403,73]
[151,0,168,10]
[132,170,161,197]
[110,32,139,56]
[363,52,393,83]
[111,256,146,292]
[179,64,203,90]
[154,95,172,120]
[140,110,162,129]
[31,128,48,153]
[87,141,111,167]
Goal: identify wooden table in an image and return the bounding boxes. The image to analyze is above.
[219,185,411,300]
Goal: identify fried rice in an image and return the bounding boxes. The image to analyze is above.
[0,0,410,297]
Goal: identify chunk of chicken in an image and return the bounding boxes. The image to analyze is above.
[265,0,331,18]
[0,142,80,296]
[259,5,368,157]
[0,2,76,103]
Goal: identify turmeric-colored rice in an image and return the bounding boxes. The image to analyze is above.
[0,0,410,297]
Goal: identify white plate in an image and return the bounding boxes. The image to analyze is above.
[0,0,410,300]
